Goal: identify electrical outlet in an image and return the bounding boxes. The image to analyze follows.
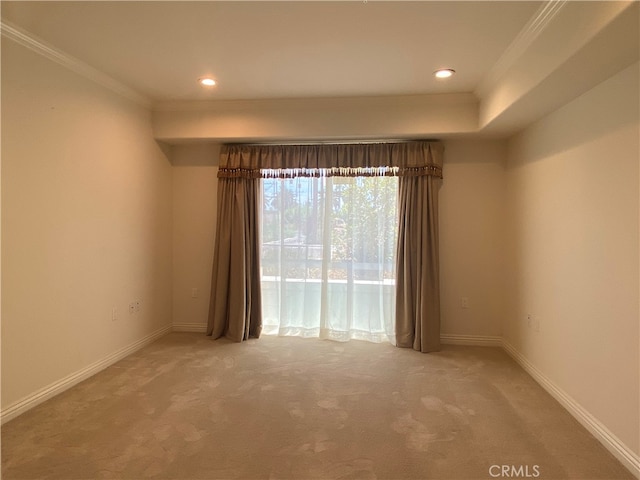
[527,314,540,332]
[191,288,198,298]
[460,297,469,309]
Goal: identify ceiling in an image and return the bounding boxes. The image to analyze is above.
[1,1,638,141]
[2,1,541,102]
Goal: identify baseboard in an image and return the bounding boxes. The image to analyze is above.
[440,333,502,347]
[501,339,640,479]
[175,330,501,345]
[172,323,207,333]
[0,324,172,425]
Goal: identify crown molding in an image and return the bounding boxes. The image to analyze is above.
[1,20,151,108]
[475,0,568,98]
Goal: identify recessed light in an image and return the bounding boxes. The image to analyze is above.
[434,69,455,79]
[199,77,217,87]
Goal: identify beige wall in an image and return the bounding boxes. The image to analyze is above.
[440,140,506,339]
[170,140,507,339]
[171,144,219,331]
[505,62,639,455]
[1,41,173,410]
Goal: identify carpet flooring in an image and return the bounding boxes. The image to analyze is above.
[1,333,634,480]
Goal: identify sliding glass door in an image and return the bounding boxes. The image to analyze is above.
[260,175,398,343]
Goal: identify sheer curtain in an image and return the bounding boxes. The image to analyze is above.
[261,174,397,342]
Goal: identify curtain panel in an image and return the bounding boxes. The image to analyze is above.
[396,174,442,352]
[207,141,443,352]
[206,177,262,341]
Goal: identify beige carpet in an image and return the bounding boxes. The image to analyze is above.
[1,333,633,480]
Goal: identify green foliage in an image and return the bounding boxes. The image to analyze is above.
[261,176,398,281]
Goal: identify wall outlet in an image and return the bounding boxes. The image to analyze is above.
[527,314,540,332]
[460,297,469,309]
[191,288,198,298]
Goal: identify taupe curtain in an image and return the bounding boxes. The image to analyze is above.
[395,173,442,352]
[207,176,262,341]
[207,141,444,350]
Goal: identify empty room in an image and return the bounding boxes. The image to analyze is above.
[1,1,638,479]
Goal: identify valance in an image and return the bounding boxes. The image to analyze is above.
[218,141,443,179]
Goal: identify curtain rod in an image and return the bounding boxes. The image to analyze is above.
[227,139,440,147]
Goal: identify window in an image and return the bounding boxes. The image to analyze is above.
[209,141,442,351]
[260,174,398,342]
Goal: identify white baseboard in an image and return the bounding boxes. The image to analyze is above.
[0,324,172,425]
[172,323,207,333]
[501,339,640,479]
[440,333,502,347]
[174,330,501,345]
